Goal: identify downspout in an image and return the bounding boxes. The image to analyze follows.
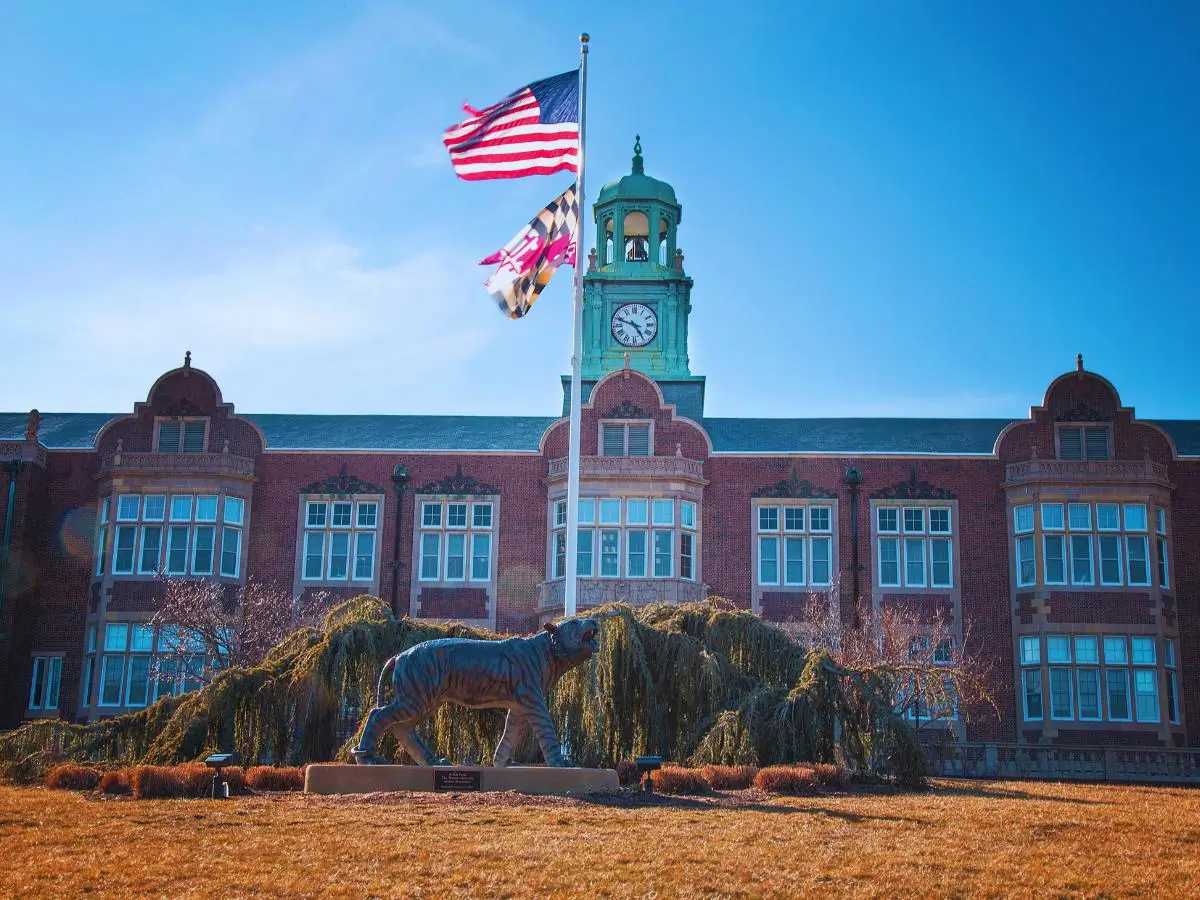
[0,460,23,640]
[844,466,863,630]
[389,464,410,616]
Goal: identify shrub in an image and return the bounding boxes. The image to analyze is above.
[44,764,102,791]
[650,765,709,795]
[753,764,848,794]
[98,769,132,795]
[700,765,758,790]
[245,766,306,792]
[615,758,640,787]
[131,765,187,799]
[810,762,847,787]
[754,765,818,794]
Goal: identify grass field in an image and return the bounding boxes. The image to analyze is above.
[2,779,1197,898]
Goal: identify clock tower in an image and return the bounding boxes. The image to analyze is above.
[565,137,705,418]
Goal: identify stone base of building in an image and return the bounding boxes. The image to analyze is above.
[304,763,620,795]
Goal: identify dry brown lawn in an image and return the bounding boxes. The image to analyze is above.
[1,779,1197,898]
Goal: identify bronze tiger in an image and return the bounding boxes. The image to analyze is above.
[352,617,600,767]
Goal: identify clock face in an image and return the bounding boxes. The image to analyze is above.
[611,303,658,348]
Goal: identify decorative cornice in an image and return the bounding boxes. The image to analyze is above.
[870,467,956,501]
[303,463,383,496]
[1055,403,1110,423]
[417,465,498,496]
[751,467,837,499]
[161,398,208,417]
[602,400,649,419]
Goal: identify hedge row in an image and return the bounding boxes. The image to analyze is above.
[640,763,850,795]
[44,763,306,798]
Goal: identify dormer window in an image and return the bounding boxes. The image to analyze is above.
[1057,425,1109,460]
[601,422,651,457]
[156,417,208,453]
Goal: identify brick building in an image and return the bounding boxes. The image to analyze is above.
[1,150,1196,750]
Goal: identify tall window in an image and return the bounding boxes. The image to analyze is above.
[551,497,697,581]
[1017,633,1171,723]
[600,422,651,457]
[1155,507,1170,589]
[28,655,63,711]
[755,502,833,588]
[103,493,244,578]
[1057,424,1110,460]
[155,418,208,453]
[418,498,495,583]
[301,497,381,583]
[875,504,953,589]
[95,622,210,709]
[1012,501,1157,589]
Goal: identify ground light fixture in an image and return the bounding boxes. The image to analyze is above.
[204,753,240,799]
[635,755,662,792]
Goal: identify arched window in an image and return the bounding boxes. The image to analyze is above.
[604,218,614,265]
[658,217,670,265]
[623,212,649,262]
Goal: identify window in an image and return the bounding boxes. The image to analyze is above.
[1165,641,1180,724]
[155,418,208,453]
[28,656,63,711]
[600,422,651,457]
[1043,535,1066,584]
[1016,500,1163,589]
[758,503,833,588]
[220,497,245,578]
[1021,632,1179,724]
[1106,670,1131,720]
[81,626,97,707]
[874,504,952,589]
[92,623,217,708]
[1023,669,1043,720]
[553,497,697,582]
[1016,536,1035,587]
[1020,636,1041,665]
[103,493,234,579]
[1049,668,1073,720]
[418,498,494,583]
[302,497,380,582]
[1058,425,1110,460]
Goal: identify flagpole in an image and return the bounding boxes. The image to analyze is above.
[563,33,589,619]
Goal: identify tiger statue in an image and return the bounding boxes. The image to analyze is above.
[351,616,601,767]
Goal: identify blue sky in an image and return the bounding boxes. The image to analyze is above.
[2,2,1197,419]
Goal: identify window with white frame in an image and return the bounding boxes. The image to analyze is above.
[301,496,382,583]
[874,503,953,589]
[1057,424,1110,460]
[1017,633,1173,724]
[28,655,63,711]
[551,497,697,581]
[600,422,651,457]
[102,493,245,578]
[94,622,214,709]
[1155,507,1170,589]
[1012,501,1158,590]
[154,417,209,453]
[755,502,833,588]
[418,498,495,583]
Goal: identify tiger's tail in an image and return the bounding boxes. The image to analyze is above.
[375,655,398,707]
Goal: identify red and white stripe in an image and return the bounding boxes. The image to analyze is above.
[443,88,578,181]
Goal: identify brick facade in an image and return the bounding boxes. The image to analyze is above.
[2,358,1197,752]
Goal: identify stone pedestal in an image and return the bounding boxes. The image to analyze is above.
[304,764,620,796]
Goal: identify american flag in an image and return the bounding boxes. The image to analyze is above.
[480,185,578,318]
[443,70,579,181]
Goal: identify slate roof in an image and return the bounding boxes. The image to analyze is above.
[700,417,1016,455]
[4,411,1200,456]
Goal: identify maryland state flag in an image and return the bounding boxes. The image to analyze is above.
[480,185,578,319]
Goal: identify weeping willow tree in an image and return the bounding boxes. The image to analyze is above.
[0,597,926,786]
